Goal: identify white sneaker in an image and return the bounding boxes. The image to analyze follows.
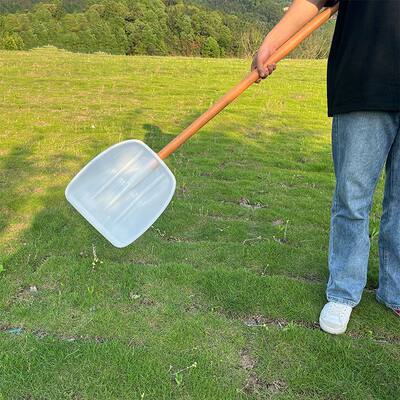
[319,302,352,335]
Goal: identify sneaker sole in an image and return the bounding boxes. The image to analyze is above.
[319,318,347,335]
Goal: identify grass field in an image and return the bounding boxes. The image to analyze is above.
[0,47,399,399]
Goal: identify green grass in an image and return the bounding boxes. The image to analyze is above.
[0,47,399,400]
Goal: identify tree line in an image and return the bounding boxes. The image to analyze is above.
[0,0,335,58]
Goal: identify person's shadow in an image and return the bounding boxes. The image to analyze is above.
[142,123,173,152]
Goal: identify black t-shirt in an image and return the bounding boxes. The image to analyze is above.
[325,0,400,116]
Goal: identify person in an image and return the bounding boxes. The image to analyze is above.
[251,0,400,334]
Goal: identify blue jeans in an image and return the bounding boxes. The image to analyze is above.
[327,111,400,310]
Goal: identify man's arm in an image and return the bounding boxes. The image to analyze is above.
[252,0,332,80]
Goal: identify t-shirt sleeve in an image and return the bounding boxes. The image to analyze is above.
[324,0,339,6]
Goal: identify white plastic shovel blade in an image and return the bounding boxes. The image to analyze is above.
[65,140,176,247]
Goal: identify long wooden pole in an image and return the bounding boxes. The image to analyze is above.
[158,4,339,160]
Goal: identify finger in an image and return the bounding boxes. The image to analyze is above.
[267,64,274,75]
[256,59,268,79]
[260,68,269,79]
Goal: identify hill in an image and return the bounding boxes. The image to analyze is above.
[0,0,334,57]
[190,0,287,27]
[1,0,287,18]
[0,0,42,13]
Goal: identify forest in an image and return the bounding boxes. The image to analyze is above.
[0,0,335,58]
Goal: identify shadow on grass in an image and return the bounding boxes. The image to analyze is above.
[0,140,40,236]
[143,123,175,152]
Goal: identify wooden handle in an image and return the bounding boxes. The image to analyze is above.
[158,4,339,160]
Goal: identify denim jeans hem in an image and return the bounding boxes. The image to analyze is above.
[376,294,400,310]
[327,295,357,308]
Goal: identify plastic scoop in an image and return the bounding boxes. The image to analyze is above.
[66,4,339,247]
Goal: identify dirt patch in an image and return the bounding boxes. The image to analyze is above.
[239,197,266,210]
[240,349,265,394]
[240,349,256,370]
[185,302,203,314]
[243,374,268,395]
[266,380,288,393]
[12,285,40,303]
[139,297,156,307]
[167,236,195,243]
[243,315,291,328]
[242,314,400,343]
[0,324,13,332]
[177,184,189,198]
[240,348,287,395]
[244,375,287,395]
[243,314,321,331]
[129,293,156,307]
